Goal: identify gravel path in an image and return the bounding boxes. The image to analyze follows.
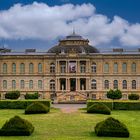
[52,104,86,113]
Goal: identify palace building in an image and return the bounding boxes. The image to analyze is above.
[0,32,140,102]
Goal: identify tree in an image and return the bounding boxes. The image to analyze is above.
[107,89,122,109]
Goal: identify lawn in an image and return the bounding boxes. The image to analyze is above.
[0,108,139,140]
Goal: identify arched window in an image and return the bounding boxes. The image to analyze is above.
[3,63,7,74]
[104,63,109,73]
[29,80,33,89]
[12,63,16,74]
[91,62,96,73]
[113,80,118,89]
[122,63,127,73]
[38,63,42,73]
[20,80,25,89]
[29,63,34,74]
[20,63,25,74]
[91,79,97,89]
[132,80,136,89]
[114,63,118,73]
[104,80,109,89]
[3,80,7,89]
[122,80,127,89]
[12,80,16,89]
[50,63,55,73]
[38,80,42,89]
[131,62,136,73]
[50,80,55,90]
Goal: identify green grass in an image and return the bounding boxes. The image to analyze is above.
[0,109,140,140]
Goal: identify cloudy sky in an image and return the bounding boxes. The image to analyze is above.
[0,0,140,51]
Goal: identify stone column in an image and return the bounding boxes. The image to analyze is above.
[67,78,70,91]
[76,78,79,91]
[67,61,69,73]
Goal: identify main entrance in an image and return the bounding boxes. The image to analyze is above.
[70,78,76,91]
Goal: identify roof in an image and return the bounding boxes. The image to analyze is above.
[47,32,99,54]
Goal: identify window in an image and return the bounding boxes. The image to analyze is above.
[20,63,25,74]
[132,80,136,89]
[12,63,16,74]
[92,94,96,99]
[104,63,109,73]
[20,80,25,89]
[113,80,118,89]
[131,63,136,73]
[60,62,66,73]
[122,80,127,89]
[50,63,55,73]
[3,80,7,89]
[38,80,42,89]
[38,63,42,73]
[114,63,118,73]
[3,63,7,74]
[50,80,55,90]
[122,94,127,100]
[29,63,34,74]
[29,80,33,89]
[91,62,96,73]
[91,79,97,89]
[80,62,86,73]
[104,80,109,89]
[12,80,16,89]
[122,63,127,73]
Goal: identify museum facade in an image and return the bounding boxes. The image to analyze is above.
[0,32,140,102]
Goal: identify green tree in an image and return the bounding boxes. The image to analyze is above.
[107,89,122,109]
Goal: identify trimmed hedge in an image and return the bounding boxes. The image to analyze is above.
[5,91,20,100]
[0,116,34,136]
[87,100,112,110]
[95,117,129,137]
[87,100,140,110]
[87,102,111,115]
[0,100,51,109]
[128,93,139,100]
[25,92,39,99]
[25,102,50,114]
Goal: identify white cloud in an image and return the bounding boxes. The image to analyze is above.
[0,2,140,47]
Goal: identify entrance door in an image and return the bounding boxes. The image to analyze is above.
[70,78,76,91]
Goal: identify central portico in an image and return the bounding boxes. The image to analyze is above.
[48,32,99,102]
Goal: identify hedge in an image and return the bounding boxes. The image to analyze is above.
[87,100,140,110]
[25,102,50,114]
[0,100,51,109]
[5,91,20,100]
[87,102,111,115]
[95,117,129,137]
[25,92,39,99]
[87,100,112,110]
[0,116,34,136]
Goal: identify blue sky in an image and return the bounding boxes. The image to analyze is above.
[0,0,140,51]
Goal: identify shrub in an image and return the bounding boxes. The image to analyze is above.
[87,102,111,115]
[87,100,140,110]
[0,116,34,136]
[25,102,50,114]
[5,91,20,99]
[95,117,129,137]
[25,92,39,99]
[128,93,139,100]
[107,89,122,100]
[87,100,113,110]
[0,100,51,109]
